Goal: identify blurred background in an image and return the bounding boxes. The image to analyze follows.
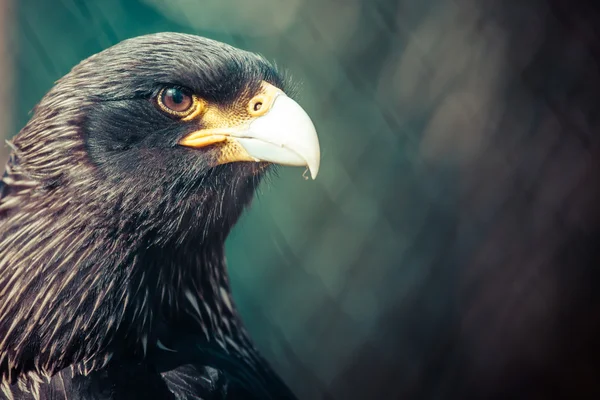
[2,0,600,399]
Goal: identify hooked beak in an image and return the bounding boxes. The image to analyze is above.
[179,88,320,179]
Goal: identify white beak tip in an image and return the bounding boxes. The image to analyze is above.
[308,163,319,180]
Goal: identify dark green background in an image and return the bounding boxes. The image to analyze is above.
[6,0,600,399]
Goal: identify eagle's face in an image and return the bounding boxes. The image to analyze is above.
[18,32,319,242]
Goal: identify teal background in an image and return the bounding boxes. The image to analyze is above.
[4,0,600,399]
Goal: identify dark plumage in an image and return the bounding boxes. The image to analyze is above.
[0,32,319,399]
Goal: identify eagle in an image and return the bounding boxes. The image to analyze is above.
[0,32,320,399]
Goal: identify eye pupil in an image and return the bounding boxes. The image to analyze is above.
[169,89,183,104]
[254,102,263,111]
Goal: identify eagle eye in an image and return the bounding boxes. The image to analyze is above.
[156,87,201,119]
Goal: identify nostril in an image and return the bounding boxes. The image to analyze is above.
[248,96,268,116]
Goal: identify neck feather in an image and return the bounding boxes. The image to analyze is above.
[0,157,259,383]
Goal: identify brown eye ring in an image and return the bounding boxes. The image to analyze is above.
[156,87,201,119]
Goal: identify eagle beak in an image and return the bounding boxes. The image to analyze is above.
[235,94,320,179]
[179,91,321,179]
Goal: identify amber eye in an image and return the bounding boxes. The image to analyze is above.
[157,87,198,118]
